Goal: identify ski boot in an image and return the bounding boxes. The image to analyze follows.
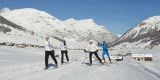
[55,64,58,68]
[44,67,48,70]
[103,58,107,64]
[109,59,112,64]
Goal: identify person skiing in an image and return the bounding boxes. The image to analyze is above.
[99,41,112,64]
[86,40,102,66]
[60,38,69,64]
[44,36,58,69]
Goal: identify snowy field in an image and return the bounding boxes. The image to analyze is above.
[0,47,160,80]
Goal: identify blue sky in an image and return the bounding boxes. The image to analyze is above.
[0,0,160,35]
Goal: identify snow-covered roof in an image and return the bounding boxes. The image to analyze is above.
[132,54,153,57]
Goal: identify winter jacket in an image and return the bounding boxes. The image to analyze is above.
[44,40,54,51]
[86,43,98,52]
[60,42,67,51]
[100,43,109,52]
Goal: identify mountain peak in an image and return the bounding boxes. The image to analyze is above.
[1,8,56,19]
[0,7,10,13]
[143,16,160,24]
[66,18,95,23]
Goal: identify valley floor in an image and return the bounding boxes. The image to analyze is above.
[0,47,160,80]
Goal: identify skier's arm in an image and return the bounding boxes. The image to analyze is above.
[60,42,63,49]
[94,44,99,52]
[65,43,68,49]
[106,44,109,48]
[83,45,88,53]
[85,45,90,52]
[49,41,54,49]
[98,42,102,47]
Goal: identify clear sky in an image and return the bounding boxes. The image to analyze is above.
[0,0,160,35]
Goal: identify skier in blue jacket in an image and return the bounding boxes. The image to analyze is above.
[99,41,112,64]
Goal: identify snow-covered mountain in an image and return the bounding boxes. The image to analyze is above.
[0,15,45,46]
[111,16,160,49]
[0,8,117,48]
[0,15,86,49]
[63,18,117,42]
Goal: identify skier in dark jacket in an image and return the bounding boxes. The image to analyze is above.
[99,41,112,64]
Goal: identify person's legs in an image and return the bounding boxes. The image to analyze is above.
[106,52,112,64]
[50,50,58,65]
[102,52,105,59]
[61,51,64,64]
[65,50,69,62]
[45,51,49,68]
[102,52,106,63]
[94,52,102,64]
[89,52,93,64]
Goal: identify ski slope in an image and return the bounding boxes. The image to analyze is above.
[0,47,159,80]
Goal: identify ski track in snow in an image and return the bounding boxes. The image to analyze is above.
[0,47,159,80]
[126,60,160,78]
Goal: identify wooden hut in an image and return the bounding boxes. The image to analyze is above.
[132,54,153,61]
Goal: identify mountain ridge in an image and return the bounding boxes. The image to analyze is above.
[0,8,117,43]
[111,16,160,49]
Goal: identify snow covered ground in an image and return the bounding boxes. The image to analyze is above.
[0,47,160,80]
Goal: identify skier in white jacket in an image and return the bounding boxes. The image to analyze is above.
[60,39,69,64]
[86,40,102,66]
[44,36,58,69]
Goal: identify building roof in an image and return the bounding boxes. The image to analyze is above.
[132,54,153,57]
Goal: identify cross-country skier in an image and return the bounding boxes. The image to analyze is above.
[60,38,69,64]
[86,40,102,66]
[99,41,112,64]
[44,36,58,69]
